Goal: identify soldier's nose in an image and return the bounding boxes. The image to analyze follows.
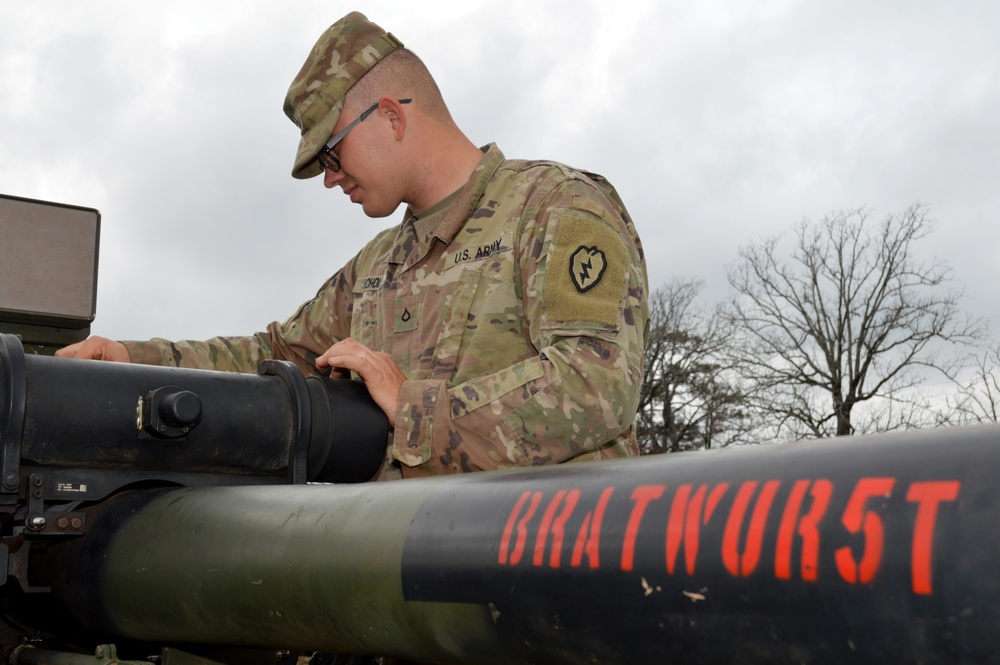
[323,168,343,189]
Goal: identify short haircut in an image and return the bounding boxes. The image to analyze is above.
[346,48,453,123]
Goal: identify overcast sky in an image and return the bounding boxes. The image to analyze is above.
[1,1,998,346]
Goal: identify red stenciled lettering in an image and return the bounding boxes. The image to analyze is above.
[906,480,960,595]
[775,479,833,581]
[499,491,532,565]
[498,491,542,566]
[571,487,615,569]
[548,489,581,567]
[621,484,666,572]
[835,477,896,584]
[534,490,565,567]
[533,489,581,568]
[666,483,729,575]
[722,480,781,577]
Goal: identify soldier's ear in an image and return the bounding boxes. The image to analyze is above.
[378,96,407,141]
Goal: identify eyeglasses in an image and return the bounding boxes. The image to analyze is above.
[317,98,412,173]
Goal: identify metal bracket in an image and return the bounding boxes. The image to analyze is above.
[0,334,26,495]
[258,360,311,484]
[25,473,45,531]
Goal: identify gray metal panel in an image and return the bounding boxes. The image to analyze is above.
[0,193,100,323]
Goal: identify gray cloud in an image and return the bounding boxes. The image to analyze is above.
[1,0,997,344]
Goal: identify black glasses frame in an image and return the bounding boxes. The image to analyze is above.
[317,98,412,173]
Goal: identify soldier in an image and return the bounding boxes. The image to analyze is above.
[58,11,649,480]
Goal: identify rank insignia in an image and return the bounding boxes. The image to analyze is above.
[569,245,607,293]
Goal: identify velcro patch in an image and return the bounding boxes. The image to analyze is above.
[355,273,385,292]
[394,298,419,333]
[545,213,627,327]
[444,233,513,271]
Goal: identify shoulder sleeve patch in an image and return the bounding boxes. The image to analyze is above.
[545,212,627,327]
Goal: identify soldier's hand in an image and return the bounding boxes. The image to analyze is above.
[317,338,405,427]
[55,335,131,362]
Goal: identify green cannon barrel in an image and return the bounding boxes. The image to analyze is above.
[40,425,1000,664]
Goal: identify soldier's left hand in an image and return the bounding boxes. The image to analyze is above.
[316,338,405,427]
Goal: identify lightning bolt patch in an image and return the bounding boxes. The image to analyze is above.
[569,245,607,293]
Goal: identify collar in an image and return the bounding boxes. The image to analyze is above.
[390,144,505,266]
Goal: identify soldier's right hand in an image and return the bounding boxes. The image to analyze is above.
[55,335,131,362]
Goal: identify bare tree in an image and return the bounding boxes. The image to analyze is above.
[637,279,749,453]
[725,204,981,439]
[938,340,1000,426]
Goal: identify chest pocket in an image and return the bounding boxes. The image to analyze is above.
[425,267,481,381]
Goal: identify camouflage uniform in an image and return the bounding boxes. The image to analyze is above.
[123,144,648,477]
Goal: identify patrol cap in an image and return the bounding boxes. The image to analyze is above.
[283,12,404,179]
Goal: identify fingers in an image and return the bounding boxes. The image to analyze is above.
[54,340,85,358]
[316,338,370,370]
[317,339,404,426]
[54,336,131,362]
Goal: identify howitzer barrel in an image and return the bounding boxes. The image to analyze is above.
[0,333,388,497]
[40,425,1000,664]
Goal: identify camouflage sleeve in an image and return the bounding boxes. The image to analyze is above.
[394,177,648,475]
[121,262,359,375]
[122,333,274,372]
